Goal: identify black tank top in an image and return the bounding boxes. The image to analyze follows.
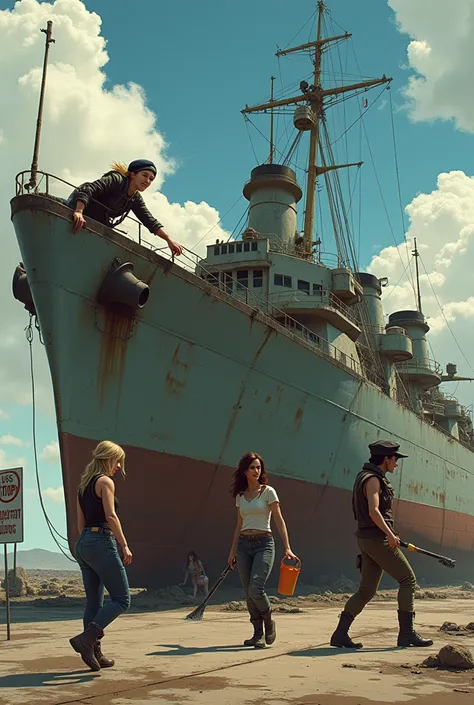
[79,475,119,528]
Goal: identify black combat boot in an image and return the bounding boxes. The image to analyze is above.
[243,618,265,648]
[397,610,433,647]
[330,611,363,649]
[262,609,276,645]
[94,638,115,667]
[69,621,104,671]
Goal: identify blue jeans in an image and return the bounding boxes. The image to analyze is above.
[75,528,131,631]
[236,534,275,621]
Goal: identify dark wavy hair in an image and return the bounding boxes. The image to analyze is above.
[230,452,267,498]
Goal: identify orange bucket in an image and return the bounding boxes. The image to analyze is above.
[277,556,301,596]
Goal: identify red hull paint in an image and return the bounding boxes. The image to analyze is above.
[61,433,474,587]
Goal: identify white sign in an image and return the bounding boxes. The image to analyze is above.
[0,467,23,544]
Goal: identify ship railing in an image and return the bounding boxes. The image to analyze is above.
[395,357,443,376]
[268,242,344,268]
[422,401,446,416]
[13,169,251,278]
[268,288,358,323]
[194,260,365,376]
[14,170,182,258]
[13,169,366,380]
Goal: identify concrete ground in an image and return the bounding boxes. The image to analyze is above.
[1,600,474,704]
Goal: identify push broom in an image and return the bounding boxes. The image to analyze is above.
[400,540,456,569]
[185,564,233,621]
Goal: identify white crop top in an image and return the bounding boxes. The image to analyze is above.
[236,485,279,532]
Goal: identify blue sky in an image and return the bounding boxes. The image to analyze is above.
[1,0,474,554]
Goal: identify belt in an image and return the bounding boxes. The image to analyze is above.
[240,532,273,540]
[87,526,113,535]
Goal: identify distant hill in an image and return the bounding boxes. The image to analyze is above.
[4,548,79,571]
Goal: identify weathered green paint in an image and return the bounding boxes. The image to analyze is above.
[10,196,474,555]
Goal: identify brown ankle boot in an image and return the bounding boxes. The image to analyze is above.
[262,610,276,645]
[69,622,103,671]
[243,618,265,648]
[94,638,115,667]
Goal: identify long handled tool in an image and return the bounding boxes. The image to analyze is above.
[400,540,455,569]
[185,564,232,621]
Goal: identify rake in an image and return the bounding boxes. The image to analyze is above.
[400,540,456,569]
[184,564,233,621]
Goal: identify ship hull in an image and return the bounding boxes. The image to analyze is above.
[63,430,474,587]
[10,195,474,588]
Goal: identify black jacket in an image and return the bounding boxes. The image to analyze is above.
[67,171,163,233]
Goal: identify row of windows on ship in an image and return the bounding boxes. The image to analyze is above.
[213,241,259,255]
[202,268,324,294]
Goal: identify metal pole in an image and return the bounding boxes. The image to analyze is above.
[4,545,11,641]
[413,237,422,313]
[27,20,55,192]
[269,76,275,164]
[13,543,17,577]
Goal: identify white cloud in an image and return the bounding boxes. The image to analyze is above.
[0,410,9,421]
[0,448,27,471]
[42,485,64,503]
[0,0,228,411]
[40,440,60,465]
[0,434,27,446]
[368,170,474,405]
[388,0,474,131]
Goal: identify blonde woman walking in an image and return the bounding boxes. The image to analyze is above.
[69,441,132,671]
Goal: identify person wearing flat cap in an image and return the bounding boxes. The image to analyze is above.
[330,440,433,650]
[67,160,183,257]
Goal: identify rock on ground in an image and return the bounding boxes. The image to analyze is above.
[423,644,474,670]
[1,567,30,597]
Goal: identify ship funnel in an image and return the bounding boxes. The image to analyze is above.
[12,263,36,316]
[243,164,302,252]
[98,261,149,310]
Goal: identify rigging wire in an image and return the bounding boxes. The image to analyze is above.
[280,9,318,52]
[25,316,75,562]
[244,117,259,164]
[243,115,306,173]
[418,254,474,376]
[225,207,250,243]
[191,195,245,249]
[388,88,417,296]
[330,83,389,148]
[359,114,416,297]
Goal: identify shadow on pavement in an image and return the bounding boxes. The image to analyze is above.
[0,670,99,688]
[289,646,401,657]
[147,643,252,656]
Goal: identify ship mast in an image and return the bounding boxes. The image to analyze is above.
[26,20,55,192]
[412,237,423,313]
[241,1,392,260]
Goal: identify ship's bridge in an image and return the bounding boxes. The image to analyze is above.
[197,231,362,342]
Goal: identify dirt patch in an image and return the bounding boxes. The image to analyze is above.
[2,569,474,612]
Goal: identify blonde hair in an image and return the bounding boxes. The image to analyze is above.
[78,440,126,496]
[110,161,129,177]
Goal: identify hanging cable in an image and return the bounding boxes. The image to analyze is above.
[418,254,474,376]
[388,88,417,296]
[25,316,75,562]
[191,195,245,249]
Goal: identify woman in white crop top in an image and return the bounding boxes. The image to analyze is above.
[227,451,297,649]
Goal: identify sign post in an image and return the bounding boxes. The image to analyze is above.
[0,467,24,641]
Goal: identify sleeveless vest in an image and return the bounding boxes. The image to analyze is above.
[352,462,394,538]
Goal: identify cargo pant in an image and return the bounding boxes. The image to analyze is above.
[344,536,416,616]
